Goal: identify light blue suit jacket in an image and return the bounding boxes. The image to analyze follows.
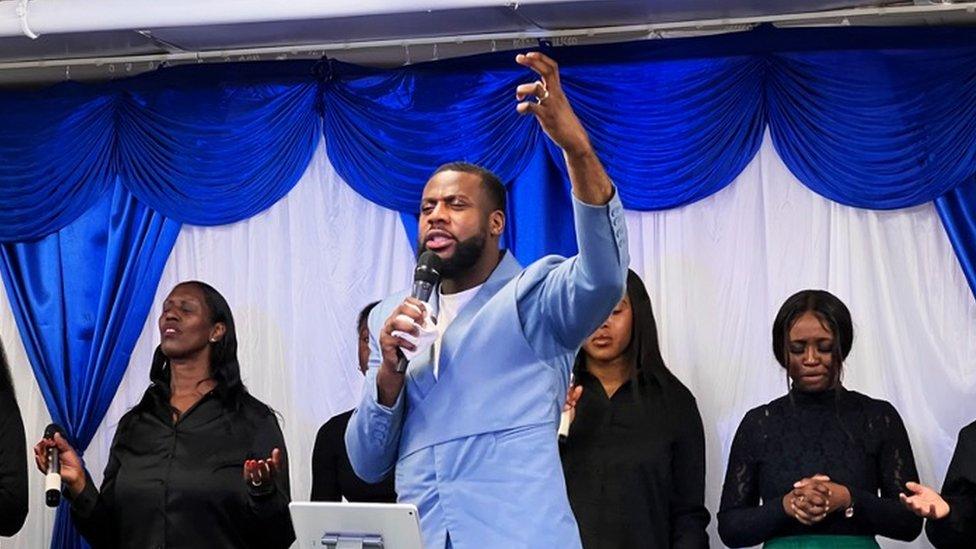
[346,191,629,548]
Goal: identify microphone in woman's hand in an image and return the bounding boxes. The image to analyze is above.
[43,423,66,507]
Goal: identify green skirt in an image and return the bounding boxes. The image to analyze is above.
[764,535,880,549]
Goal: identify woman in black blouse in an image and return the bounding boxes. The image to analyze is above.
[0,339,28,537]
[718,289,922,548]
[561,270,709,548]
[310,301,396,502]
[900,419,976,548]
[34,281,294,548]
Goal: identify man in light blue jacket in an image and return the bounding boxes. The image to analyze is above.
[346,51,629,548]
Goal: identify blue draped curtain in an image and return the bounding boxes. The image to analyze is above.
[936,179,976,297]
[3,25,976,548]
[4,26,976,261]
[0,182,181,548]
[323,26,976,265]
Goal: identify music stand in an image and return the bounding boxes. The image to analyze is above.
[289,502,422,549]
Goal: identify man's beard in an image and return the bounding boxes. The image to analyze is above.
[419,232,487,279]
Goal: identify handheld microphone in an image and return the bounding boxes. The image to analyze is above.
[395,250,443,373]
[43,423,66,507]
[558,409,573,441]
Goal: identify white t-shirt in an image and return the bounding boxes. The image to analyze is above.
[433,284,482,378]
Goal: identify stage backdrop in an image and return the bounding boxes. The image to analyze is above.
[3,23,976,549]
[4,134,974,548]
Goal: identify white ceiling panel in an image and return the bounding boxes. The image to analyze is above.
[146,7,529,51]
[517,0,886,28]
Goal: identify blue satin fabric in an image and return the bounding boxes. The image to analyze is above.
[0,62,320,239]
[0,86,114,242]
[767,48,976,209]
[2,27,976,260]
[117,63,321,225]
[0,182,181,548]
[325,26,976,264]
[936,178,976,298]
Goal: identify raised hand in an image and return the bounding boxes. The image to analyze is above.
[33,432,86,496]
[243,448,282,488]
[900,481,950,519]
[515,52,592,159]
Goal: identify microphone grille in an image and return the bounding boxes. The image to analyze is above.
[414,251,443,285]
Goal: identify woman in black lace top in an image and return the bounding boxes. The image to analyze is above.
[718,290,922,548]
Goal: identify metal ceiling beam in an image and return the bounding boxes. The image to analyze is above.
[0,1,974,72]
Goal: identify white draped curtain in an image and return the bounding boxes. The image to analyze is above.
[4,134,974,548]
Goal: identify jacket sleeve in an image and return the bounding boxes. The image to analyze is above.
[517,188,629,361]
[346,302,405,484]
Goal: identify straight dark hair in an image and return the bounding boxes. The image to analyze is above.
[772,289,854,385]
[144,281,248,410]
[574,270,682,394]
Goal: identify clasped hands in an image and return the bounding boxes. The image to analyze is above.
[782,474,851,525]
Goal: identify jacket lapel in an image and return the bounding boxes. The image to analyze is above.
[437,251,522,377]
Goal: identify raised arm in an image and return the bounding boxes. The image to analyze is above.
[514,52,628,359]
[515,52,613,206]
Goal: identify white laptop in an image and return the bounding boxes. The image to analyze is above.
[289,502,422,549]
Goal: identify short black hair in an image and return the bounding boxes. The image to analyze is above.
[432,162,506,214]
[357,301,380,334]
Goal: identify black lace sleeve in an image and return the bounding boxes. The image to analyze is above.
[718,408,791,547]
[848,401,922,541]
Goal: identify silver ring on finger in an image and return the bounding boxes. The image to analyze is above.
[536,86,550,104]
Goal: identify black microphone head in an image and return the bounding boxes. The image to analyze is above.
[414,251,443,285]
[44,423,65,439]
